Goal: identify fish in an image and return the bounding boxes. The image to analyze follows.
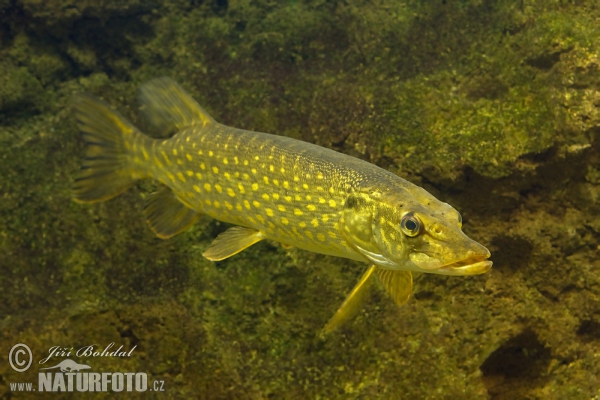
[72,77,492,333]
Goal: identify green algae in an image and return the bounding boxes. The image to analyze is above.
[1,0,600,399]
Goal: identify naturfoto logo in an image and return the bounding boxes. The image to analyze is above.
[38,359,149,393]
[7,342,166,393]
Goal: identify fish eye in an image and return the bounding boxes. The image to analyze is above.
[400,212,421,237]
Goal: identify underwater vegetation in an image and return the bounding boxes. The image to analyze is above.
[1,0,599,398]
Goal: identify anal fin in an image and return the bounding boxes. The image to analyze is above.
[145,186,201,239]
[321,265,376,335]
[202,226,265,261]
[374,269,413,306]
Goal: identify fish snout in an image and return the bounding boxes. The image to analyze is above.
[432,237,493,276]
[465,241,491,260]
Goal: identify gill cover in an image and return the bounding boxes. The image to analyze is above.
[340,189,400,269]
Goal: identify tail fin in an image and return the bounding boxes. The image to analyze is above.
[72,94,146,203]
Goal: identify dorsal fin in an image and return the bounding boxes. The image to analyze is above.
[138,77,215,135]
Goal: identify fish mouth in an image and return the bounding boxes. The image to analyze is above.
[436,256,493,276]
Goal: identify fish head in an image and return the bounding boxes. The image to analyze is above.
[340,186,492,276]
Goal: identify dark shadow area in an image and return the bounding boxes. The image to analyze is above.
[489,235,533,275]
[576,319,600,343]
[481,329,552,399]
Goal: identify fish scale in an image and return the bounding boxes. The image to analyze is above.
[72,77,492,333]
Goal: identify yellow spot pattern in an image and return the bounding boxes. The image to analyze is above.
[144,127,357,264]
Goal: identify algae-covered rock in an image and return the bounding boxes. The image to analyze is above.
[18,0,154,22]
[0,61,45,113]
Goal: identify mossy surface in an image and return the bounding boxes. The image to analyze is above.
[1,1,600,399]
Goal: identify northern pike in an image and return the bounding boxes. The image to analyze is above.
[73,78,492,333]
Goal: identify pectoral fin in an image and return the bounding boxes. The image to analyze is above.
[374,269,413,306]
[202,226,266,261]
[321,265,377,335]
[145,186,201,239]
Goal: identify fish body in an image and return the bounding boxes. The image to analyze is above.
[73,78,492,332]
[143,124,386,261]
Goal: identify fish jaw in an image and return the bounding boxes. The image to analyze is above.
[409,244,492,276]
[435,258,492,276]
